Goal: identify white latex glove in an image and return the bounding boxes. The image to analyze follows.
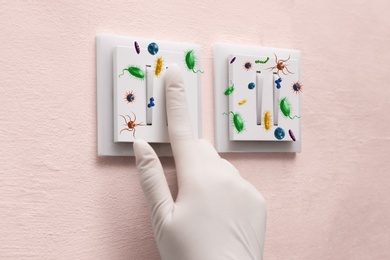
[134,64,267,260]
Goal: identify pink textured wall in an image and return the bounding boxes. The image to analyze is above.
[1,1,390,259]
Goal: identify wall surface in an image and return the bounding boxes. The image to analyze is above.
[1,0,390,259]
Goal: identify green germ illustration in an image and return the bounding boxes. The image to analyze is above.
[118,66,145,80]
[185,50,204,74]
[280,97,301,119]
[255,57,270,64]
[223,111,245,133]
[224,80,235,95]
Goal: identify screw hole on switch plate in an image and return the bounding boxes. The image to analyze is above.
[256,71,261,73]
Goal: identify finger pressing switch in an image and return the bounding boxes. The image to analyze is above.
[109,36,203,145]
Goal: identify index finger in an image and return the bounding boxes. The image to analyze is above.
[165,64,195,161]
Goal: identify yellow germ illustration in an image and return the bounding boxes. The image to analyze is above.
[154,57,164,76]
[264,111,272,131]
[238,99,247,105]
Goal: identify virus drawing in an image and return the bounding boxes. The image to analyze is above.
[124,91,135,104]
[248,82,255,90]
[264,111,272,131]
[292,81,303,94]
[118,66,145,80]
[280,97,301,119]
[230,57,236,64]
[147,97,155,108]
[238,99,247,106]
[223,111,245,133]
[267,53,294,77]
[289,129,296,141]
[255,57,269,64]
[224,80,235,95]
[243,61,252,71]
[275,78,282,89]
[134,41,140,54]
[185,50,204,74]
[154,57,164,76]
[274,127,285,140]
[148,42,159,55]
[119,112,143,138]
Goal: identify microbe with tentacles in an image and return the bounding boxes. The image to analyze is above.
[280,97,301,120]
[224,80,235,95]
[119,112,143,138]
[267,53,294,77]
[118,66,145,80]
[185,50,204,74]
[223,111,245,133]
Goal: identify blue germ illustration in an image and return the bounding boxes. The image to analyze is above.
[124,91,135,104]
[148,42,159,55]
[243,61,252,71]
[275,78,282,89]
[274,127,285,140]
[292,81,303,94]
[289,129,296,141]
[134,41,140,54]
[248,82,255,90]
[230,57,236,64]
[147,97,155,108]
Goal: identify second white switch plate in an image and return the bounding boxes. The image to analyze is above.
[214,43,302,153]
[97,34,203,156]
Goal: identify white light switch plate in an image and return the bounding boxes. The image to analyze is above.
[214,43,302,153]
[97,34,202,156]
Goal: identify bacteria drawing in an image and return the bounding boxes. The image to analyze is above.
[224,80,235,95]
[289,129,296,141]
[118,66,145,80]
[248,82,255,90]
[292,81,303,94]
[223,111,245,133]
[119,112,143,138]
[275,78,282,89]
[280,97,301,119]
[238,99,247,106]
[255,57,269,64]
[185,50,204,74]
[124,91,135,104]
[147,97,155,108]
[264,111,272,131]
[243,61,252,71]
[154,57,164,76]
[274,127,285,140]
[230,57,236,64]
[267,53,293,77]
[134,41,140,54]
[148,42,159,55]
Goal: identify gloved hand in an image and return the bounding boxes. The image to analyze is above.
[133,64,267,260]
